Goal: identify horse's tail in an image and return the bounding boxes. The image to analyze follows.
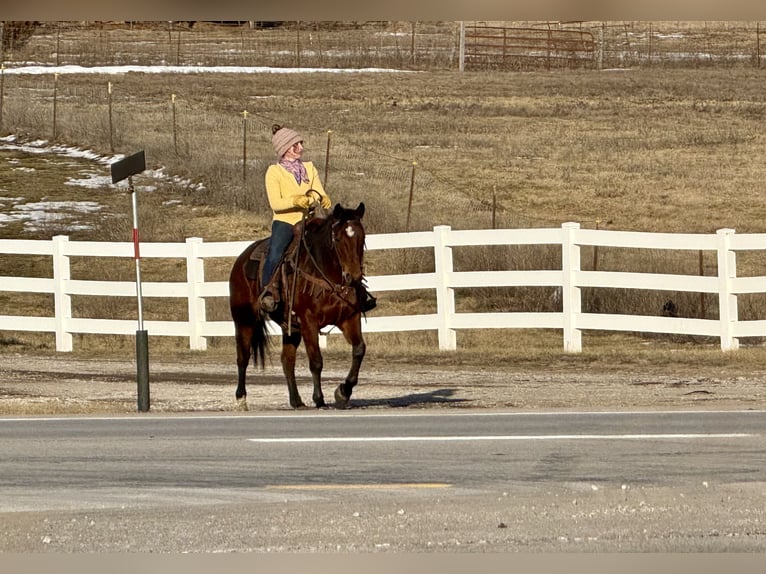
[251,313,270,369]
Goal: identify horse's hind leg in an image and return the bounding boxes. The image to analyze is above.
[234,324,252,410]
[281,330,305,409]
[334,322,366,409]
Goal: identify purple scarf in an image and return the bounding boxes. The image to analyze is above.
[279,159,309,185]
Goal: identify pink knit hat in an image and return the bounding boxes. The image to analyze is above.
[271,124,304,158]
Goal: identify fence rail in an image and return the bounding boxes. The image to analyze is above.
[0,223,763,353]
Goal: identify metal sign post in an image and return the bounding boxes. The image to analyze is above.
[110,151,150,412]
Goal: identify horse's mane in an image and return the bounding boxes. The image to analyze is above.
[304,214,334,251]
[301,205,364,272]
[304,205,362,244]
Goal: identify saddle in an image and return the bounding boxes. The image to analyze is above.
[245,212,327,281]
[245,238,270,281]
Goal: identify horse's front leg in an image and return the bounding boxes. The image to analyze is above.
[300,322,326,408]
[281,330,305,408]
[334,319,366,409]
[234,324,252,410]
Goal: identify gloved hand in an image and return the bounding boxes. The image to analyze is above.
[292,195,312,209]
[320,195,332,209]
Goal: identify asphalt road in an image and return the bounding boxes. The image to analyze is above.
[1,409,765,552]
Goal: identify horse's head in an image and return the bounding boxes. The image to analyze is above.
[331,202,366,285]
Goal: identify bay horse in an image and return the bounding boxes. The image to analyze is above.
[229,203,368,409]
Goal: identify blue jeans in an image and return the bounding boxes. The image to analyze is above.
[261,220,294,289]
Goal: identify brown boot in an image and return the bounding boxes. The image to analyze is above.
[259,276,281,313]
[259,291,278,313]
[358,286,377,313]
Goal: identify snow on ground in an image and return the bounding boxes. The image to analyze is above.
[0,135,203,232]
[1,64,410,75]
[0,64,402,233]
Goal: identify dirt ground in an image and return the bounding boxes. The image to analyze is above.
[2,351,766,415]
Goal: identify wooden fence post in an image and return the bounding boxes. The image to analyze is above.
[171,93,178,155]
[56,23,61,66]
[716,228,738,351]
[406,161,416,231]
[242,110,248,181]
[324,129,332,187]
[296,21,301,67]
[699,250,706,318]
[562,222,582,352]
[52,73,58,140]
[52,235,73,352]
[491,185,497,229]
[433,225,456,350]
[0,65,4,133]
[185,237,207,351]
[107,81,114,153]
[592,218,601,271]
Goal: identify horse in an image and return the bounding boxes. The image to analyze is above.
[229,202,368,410]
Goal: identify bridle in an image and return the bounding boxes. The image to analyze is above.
[296,214,365,307]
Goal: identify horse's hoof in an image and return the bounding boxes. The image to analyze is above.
[334,385,349,409]
[314,399,326,409]
[236,398,249,411]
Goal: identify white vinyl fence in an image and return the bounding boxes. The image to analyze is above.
[1,222,764,353]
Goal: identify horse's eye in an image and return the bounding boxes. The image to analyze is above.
[346,225,355,238]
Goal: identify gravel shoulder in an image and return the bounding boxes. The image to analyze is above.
[2,352,765,415]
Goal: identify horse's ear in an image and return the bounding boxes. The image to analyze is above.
[333,203,343,218]
[356,202,365,218]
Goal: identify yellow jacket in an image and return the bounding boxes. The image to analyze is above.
[265,161,329,225]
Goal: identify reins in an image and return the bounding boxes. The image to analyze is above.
[299,218,359,306]
[285,209,307,336]
[284,213,361,326]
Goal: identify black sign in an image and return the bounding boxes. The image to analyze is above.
[110,150,146,184]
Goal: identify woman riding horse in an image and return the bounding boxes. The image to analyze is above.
[229,202,372,410]
[260,124,375,315]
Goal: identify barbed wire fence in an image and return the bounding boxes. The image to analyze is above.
[2,21,765,70]
[4,21,764,237]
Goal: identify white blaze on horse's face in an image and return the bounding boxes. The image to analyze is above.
[345,224,355,238]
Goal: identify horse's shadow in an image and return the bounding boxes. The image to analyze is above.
[342,388,468,409]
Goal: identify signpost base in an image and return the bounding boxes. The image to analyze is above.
[136,329,150,412]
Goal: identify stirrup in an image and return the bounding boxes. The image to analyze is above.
[259,291,278,313]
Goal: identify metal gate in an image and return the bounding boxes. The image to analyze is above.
[462,24,596,70]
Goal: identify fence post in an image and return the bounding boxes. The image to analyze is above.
[433,225,456,350]
[561,222,582,352]
[324,129,332,187]
[52,235,73,352]
[185,237,207,350]
[716,228,739,351]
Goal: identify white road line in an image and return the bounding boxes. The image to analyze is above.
[2,409,765,422]
[248,433,755,443]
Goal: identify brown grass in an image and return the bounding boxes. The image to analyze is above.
[3,22,766,361]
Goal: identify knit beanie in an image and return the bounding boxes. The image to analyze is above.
[271,124,304,158]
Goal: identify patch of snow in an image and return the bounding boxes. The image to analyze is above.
[2,64,412,76]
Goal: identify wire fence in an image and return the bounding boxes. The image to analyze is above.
[1,20,765,238]
[2,21,765,71]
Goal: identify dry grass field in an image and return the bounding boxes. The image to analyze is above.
[3,21,766,369]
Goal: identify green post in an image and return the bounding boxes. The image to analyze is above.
[136,329,150,412]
